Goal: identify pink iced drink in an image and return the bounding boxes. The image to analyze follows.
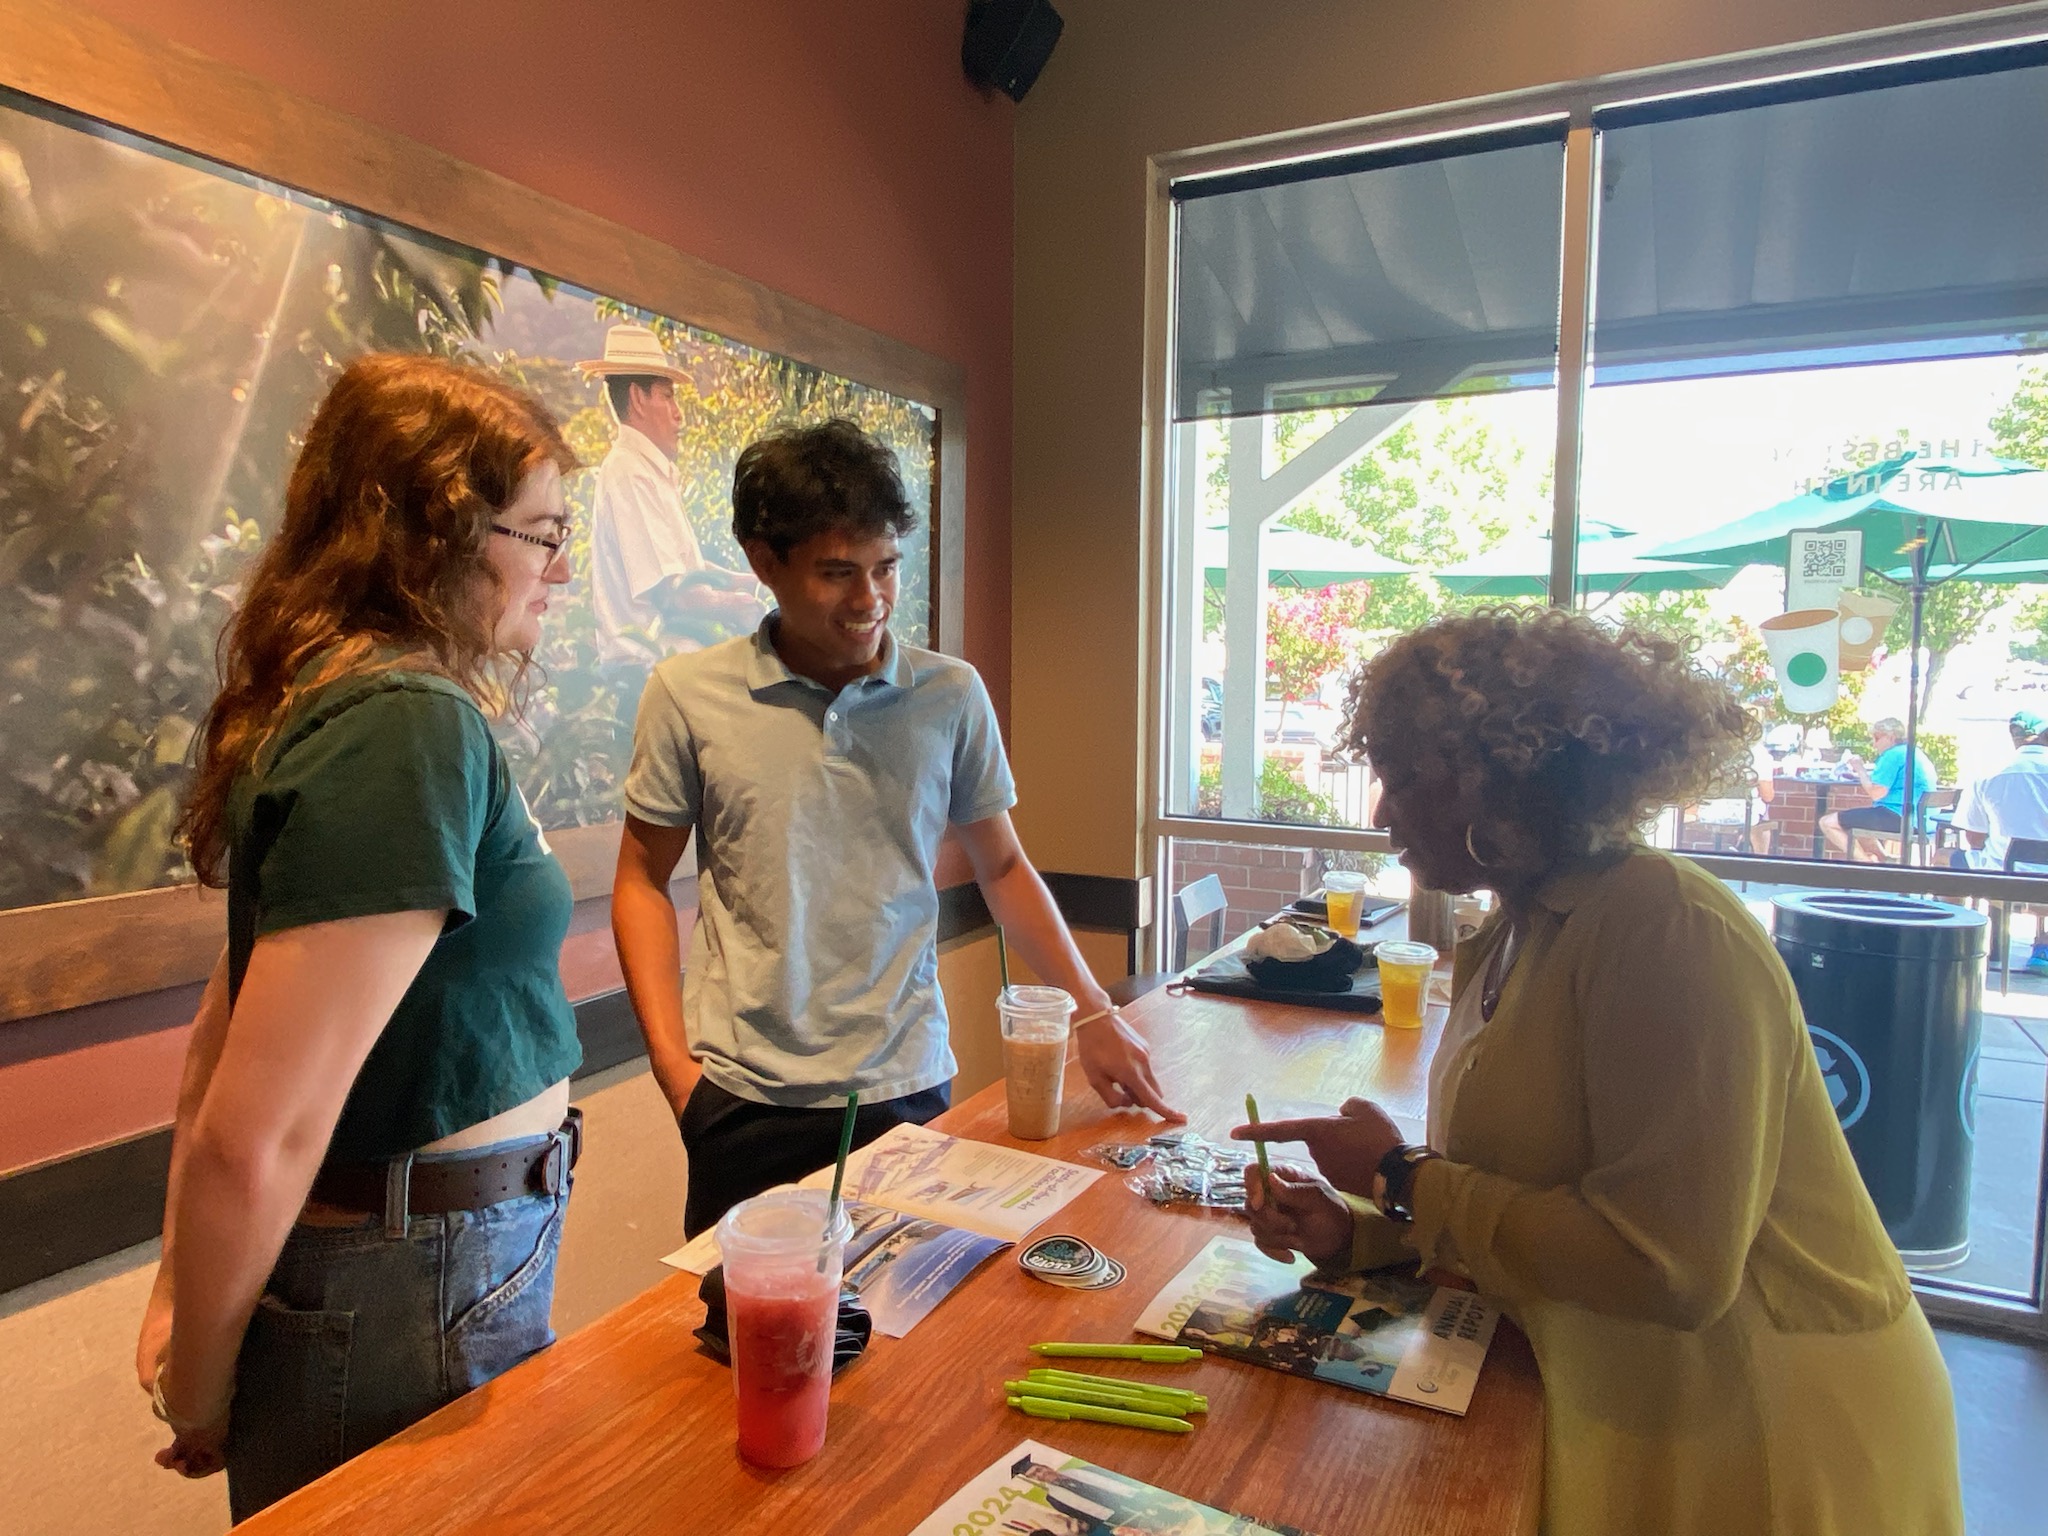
[729,1271,838,1467]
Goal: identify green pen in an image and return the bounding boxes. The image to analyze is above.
[1026,1369,1207,1412]
[1006,1394,1193,1434]
[1030,1343,1203,1363]
[1002,1379,1208,1415]
[1245,1093,1274,1185]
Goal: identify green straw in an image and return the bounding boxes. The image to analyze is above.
[996,924,1013,998]
[820,1090,859,1272]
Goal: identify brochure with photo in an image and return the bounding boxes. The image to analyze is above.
[1133,1237,1499,1417]
[909,1440,1321,1536]
[663,1124,1100,1336]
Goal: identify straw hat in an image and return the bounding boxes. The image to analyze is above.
[576,323,691,383]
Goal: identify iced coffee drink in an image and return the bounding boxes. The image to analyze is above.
[998,984,1074,1140]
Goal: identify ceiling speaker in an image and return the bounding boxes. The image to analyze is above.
[962,0,1064,103]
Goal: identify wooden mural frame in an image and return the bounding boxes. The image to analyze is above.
[0,0,969,1023]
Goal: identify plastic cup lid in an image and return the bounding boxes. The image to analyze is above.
[1375,940,1438,965]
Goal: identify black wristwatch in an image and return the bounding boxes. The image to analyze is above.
[1371,1143,1441,1223]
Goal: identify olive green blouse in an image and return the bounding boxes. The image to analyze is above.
[1349,845,1961,1535]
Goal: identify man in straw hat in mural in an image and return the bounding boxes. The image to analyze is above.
[580,323,764,662]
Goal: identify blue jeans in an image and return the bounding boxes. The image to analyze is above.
[224,1131,573,1522]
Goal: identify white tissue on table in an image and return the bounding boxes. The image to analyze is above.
[1245,922,1333,962]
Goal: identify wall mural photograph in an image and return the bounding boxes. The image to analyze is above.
[0,88,937,915]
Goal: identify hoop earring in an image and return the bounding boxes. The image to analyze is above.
[1464,823,1496,868]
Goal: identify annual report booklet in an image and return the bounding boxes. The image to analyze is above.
[662,1123,1101,1337]
[909,1440,1321,1536]
[1133,1237,1499,1417]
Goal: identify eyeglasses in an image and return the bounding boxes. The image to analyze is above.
[491,522,568,555]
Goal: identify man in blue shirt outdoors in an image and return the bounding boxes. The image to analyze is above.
[612,419,1182,1237]
[1820,715,1939,862]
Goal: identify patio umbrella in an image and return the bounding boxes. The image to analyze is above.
[1644,452,2048,864]
[1199,524,1414,590]
[1435,521,1737,597]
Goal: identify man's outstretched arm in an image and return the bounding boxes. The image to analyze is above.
[954,812,1183,1122]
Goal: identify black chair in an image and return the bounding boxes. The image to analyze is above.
[1989,837,2048,994]
[1109,874,1229,1005]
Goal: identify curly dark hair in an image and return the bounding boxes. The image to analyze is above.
[1348,607,1757,890]
[731,417,918,559]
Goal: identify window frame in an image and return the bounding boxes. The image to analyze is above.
[1142,6,2048,1339]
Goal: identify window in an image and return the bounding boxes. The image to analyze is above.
[1154,28,2048,1333]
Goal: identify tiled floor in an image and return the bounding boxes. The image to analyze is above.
[1939,1325,2048,1536]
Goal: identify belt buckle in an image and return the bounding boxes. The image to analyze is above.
[538,1138,566,1196]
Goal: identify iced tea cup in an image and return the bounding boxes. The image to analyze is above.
[998,984,1074,1140]
[717,1189,853,1468]
[1323,871,1370,937]
[1374,940,1438,1030]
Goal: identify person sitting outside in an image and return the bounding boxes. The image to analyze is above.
[1820,716,1938,861]
[1952,709,2048,974]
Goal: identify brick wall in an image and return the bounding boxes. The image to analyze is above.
[1170,838,1326,962]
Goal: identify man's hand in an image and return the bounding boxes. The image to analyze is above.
[156,1416,228,1480]
[1245,1161,1354,1270]
[1074,1011,1185,1122]
[1230,1096,1405,1199]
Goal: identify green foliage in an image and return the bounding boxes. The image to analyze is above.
[1194,754,1344,827]
[1611,588,1724,647]
[1990,364,2048,470]
[1918,730,1959,785]
[0,117,493,908]
[1234,400,1551,641]
[0,106,937,907]
[1264,584,1372,703]
[2010,591,2048,664]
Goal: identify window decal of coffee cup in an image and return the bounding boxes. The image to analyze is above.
[1761,608,1842,714]
[1836,591,1897,672]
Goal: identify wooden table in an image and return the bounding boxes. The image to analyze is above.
[240,981,1544,1535]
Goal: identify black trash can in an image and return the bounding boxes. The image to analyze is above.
[1772,891,1985,1270]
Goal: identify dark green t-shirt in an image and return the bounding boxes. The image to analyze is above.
[226,670,582,1162]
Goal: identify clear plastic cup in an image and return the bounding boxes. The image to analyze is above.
[1323,870,1370,937]
[1374,939,1438,1030]
[998,984,1073,1140]
[717,1189,853,1467]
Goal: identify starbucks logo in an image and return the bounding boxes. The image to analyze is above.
[1809,1026,1870,1130]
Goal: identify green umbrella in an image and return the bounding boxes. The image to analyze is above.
[1199,524,1414,590]
[1645,452,2048,866]
[1436,522,1736,597]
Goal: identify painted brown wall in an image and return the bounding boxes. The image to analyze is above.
[0,0,1014,1174]
[1009,0,2011,878]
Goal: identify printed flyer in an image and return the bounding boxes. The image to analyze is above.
[1133,1237,1499,1416]
[909,1440,1320,1536]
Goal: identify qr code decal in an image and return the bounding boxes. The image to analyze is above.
[1799,537,1852,581]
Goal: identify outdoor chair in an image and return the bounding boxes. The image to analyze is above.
[1987,837,2048,994]
[1109,873,1229,1005]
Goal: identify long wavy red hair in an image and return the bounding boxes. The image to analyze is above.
[179,354,577,885]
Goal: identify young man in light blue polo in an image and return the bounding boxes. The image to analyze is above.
[612,419,1181,1236]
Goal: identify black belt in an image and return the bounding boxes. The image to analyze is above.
[310,1108,582,1216]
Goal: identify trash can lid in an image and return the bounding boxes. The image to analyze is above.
[1771,890,1987,961]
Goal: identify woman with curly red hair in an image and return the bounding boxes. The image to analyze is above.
[1238,607,1961,1536]
[136,355,586,1519]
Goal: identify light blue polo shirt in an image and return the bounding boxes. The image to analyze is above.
[623,616,1016,1108]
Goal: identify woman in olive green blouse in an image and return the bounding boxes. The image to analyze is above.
[1240,608,1962,1536]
